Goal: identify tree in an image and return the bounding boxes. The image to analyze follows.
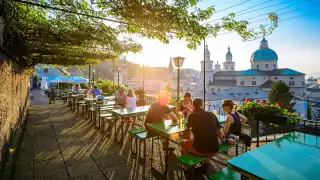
[1,0,278,67]
[268,80,295,112]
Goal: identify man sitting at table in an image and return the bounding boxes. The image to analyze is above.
[144,90,178,132]
[91,85,101,96]
[182,98,225,177]
[115,85,127,108]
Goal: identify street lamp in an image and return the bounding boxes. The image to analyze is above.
[92,69,96,85]
[172,56,185,101]
[116,65,122,88]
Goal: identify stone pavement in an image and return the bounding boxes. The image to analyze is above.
[14,94,230,180]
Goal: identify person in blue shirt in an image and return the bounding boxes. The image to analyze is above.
[91,85,101,95]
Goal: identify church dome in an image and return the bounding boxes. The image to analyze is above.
[251,37,278,61]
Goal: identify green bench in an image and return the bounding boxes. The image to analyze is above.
[128,127,146,156]
[207,166,240,180]
[177,143,232,180]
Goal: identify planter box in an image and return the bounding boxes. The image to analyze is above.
[255,113,288,125]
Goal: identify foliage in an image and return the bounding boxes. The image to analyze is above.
[1,0,278,67]
[239,98,301,125]
[96,79,117,94]
[268,81,295,112]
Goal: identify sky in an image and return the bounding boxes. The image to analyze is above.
[125,0,320,76]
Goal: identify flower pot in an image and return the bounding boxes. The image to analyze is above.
[255,113,288,125]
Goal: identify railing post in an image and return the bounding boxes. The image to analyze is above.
[304,120,306,135]
[266,122,268,143]
[256,119,259,147]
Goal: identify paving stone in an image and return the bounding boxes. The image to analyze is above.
[102,163,135,180]
[34,148,61,161]
[34,167,69,180]
[67,159,99,179]
[13,167,33,180]
[34,157,65,171]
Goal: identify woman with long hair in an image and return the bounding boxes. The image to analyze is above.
[222,99,247,136]
[176,92,194,117]
[126,88,137,108]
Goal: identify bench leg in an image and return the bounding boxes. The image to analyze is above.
[236,144,239,156]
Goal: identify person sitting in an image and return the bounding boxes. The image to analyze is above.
[222,100,247,136]
[84,85,93,95]
[176,92,194,117]
[145,91,178,134]
[72,84,81,92]
[126,88,137,108]
[181,98,225,177]
[91,85,101,96]
[115,85,127,108]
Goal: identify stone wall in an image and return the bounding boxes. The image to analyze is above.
[0,55,30,166]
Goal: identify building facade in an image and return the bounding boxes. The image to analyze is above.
[202,37,306,97]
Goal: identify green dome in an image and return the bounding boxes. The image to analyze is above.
[251,37,278,61]
[226,46,232,57]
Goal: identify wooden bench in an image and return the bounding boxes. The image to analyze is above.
[207,166,240,180]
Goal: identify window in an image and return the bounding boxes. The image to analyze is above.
[256,64,259,69]
[275,77,278,80]
[265,64,268,68]
[253,77,255,79]
[289,81,295,86]
[218,89,220,91]
[274,64,276,68]
[290,77,294,79]
[240,81,244,85]
[302,81,305,86]
[303,92,306,97]
[252,81,256,85]
[231,66,233,70]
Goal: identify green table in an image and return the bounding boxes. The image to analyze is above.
[228,132,320,180]
[146,120,189,178]
[110,105,176,144]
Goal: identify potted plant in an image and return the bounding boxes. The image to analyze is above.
[239,98,300,126]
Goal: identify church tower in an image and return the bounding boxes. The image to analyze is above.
[223,46,235,71]
[200,44,214,88]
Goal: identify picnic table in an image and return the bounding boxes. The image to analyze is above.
[110,105,175,144]
[228,132,320,180]
[146,115,226,177]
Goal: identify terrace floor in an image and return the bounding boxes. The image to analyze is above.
[14,90,232,180]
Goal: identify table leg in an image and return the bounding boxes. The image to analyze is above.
[121,116,124,144]
[98,107,101,128]
[164,137,169,178]
[73,98,76,112]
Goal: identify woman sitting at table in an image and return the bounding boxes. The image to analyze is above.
[222,99,247,137]
[126,88,136,108]
[176,92,194,117]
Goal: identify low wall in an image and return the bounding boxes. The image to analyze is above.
[0,55,30,171]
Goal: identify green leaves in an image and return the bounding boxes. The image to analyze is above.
[2,0,278,66]
[268,80,295,112]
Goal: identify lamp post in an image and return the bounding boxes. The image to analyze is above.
[172,56,185,101]
[116,65,122,88]
[92,69,95,85]
[88,65,91,85]
[112,59,115,88]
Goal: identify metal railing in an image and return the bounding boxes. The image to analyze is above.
[254,118,320,147]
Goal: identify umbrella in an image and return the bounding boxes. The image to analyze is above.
[65,76,88,83]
